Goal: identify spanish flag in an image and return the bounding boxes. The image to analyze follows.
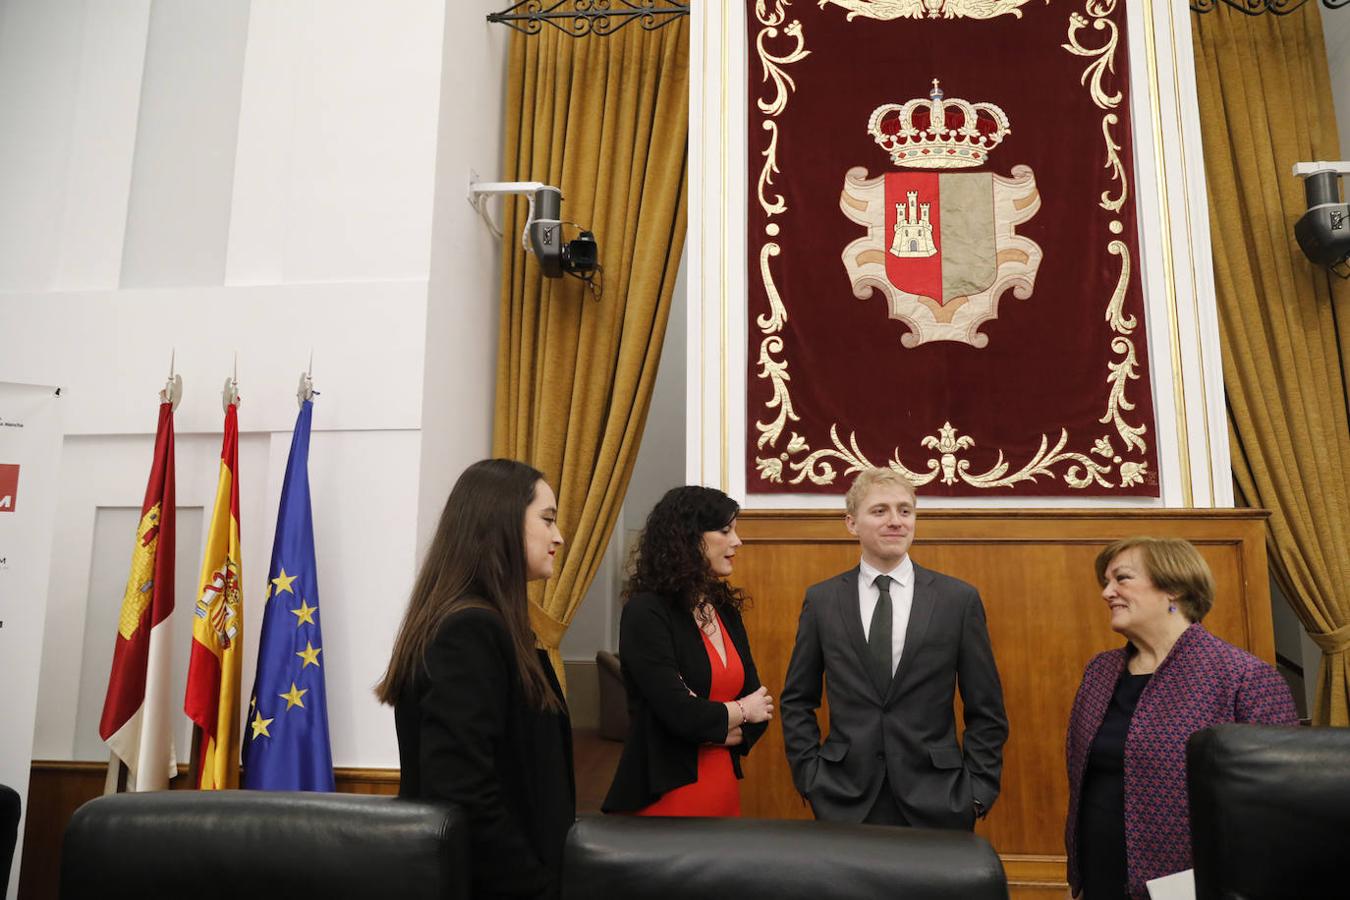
[184,402,243,789]
[98,401,177,791]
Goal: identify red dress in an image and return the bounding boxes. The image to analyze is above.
[636,608,744,817]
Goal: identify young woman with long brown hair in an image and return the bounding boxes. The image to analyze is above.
[376,459,572,899]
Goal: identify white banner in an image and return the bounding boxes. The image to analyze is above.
[0,383,63,900]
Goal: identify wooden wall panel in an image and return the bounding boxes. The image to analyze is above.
[729,508,1273,894]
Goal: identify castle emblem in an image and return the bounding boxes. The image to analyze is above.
[840,80,1043,348]
[891,191,936,258]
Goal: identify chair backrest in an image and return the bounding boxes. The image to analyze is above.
[562,814,1008,900]
[60,790,469,900]
[1188,723,1350,900]
[595,650,629,742]
[1,783,20,898]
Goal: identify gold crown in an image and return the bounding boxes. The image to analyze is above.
[867,79,1011,170]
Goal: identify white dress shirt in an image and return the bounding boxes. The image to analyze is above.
[857,555,915,678]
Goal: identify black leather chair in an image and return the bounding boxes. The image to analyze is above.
[61,790,469,900]
[1,783,20,898]
[1188,723,1350,900]
[562,814,1008,899]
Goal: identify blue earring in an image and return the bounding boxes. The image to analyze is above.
[1168,603,1177,614]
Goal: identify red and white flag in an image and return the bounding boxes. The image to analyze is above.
[98,401,177,791]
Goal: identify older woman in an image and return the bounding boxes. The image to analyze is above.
[1065,537,1297,900]
[602,485,773,816]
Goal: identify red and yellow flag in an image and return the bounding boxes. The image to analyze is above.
[184,402,243,789]
[99,400,177,791]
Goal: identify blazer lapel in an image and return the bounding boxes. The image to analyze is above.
[834,567,887,700]
[671,604,712,696]
[888,563,936,698]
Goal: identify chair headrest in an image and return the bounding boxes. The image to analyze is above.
[562,814,1007,900]
[61,791,469,900]
[1188,724,1350,900]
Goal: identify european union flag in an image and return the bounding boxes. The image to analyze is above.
[242,399,334,790]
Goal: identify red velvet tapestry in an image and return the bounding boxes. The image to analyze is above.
[746,0,1160,497]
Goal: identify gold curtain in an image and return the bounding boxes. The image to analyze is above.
[1192,6,1350,725]
[493,18,689,688]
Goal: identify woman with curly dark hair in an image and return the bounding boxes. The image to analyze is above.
[601,485,774,816]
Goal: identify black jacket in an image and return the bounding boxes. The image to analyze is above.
[395,607,575,899]
[602,591,767,812]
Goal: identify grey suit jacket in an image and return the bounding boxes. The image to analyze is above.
[780,563,1008,829]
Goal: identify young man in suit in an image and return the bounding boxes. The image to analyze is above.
[781,467,1008,829]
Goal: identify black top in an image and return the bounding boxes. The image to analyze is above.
[395,607,575,899]
[602,591,767,812]
[1079,671,1151,900]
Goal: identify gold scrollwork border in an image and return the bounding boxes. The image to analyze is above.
[750,0,1152,492]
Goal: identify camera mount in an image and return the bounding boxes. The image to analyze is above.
[1292,161,1350,278]
[468,178,602,293]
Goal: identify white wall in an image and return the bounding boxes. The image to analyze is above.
[0,0,510,773]
[560,253,689,664]
[415,7,509,558]
[1324,6,1350,160]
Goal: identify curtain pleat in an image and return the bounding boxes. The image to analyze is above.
[494,17,690,689]
[1192,4,1350,724]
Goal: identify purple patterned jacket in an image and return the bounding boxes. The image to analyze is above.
[1064,623,1297,898]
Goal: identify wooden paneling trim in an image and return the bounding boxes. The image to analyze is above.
[26,759,399,789]
[1003,853,1068,889]
[735,507,1270,536]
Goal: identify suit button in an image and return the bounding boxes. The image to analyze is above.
[876,752,885,760]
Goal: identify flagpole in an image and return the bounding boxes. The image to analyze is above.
[187,727,201,789]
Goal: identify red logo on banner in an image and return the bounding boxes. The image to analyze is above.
[0,464,18,512]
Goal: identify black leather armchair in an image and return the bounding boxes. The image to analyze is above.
[1188,723,1350,900]
[61,790,469,900]
[562,814,1009,900]
[596,650,628,742]
[1,783,19,898]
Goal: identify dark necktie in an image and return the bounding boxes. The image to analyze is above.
[869,574,894,689]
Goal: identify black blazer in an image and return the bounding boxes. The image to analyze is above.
[395,607,575,899]
[602,591,767,812]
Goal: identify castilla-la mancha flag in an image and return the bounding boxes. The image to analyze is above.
[98,401,177,791]
[185,402,243,789]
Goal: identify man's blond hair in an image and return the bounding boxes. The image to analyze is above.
[844,467,918,517]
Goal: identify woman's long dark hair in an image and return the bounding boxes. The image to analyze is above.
[625,485,747,612]
[376,458,561,711]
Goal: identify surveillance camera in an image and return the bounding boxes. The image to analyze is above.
[526,186,601,281]
[467,179,602,290]
[1292,161,1350,276]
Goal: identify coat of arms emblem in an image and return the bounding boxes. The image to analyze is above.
[840,80,1043,348]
